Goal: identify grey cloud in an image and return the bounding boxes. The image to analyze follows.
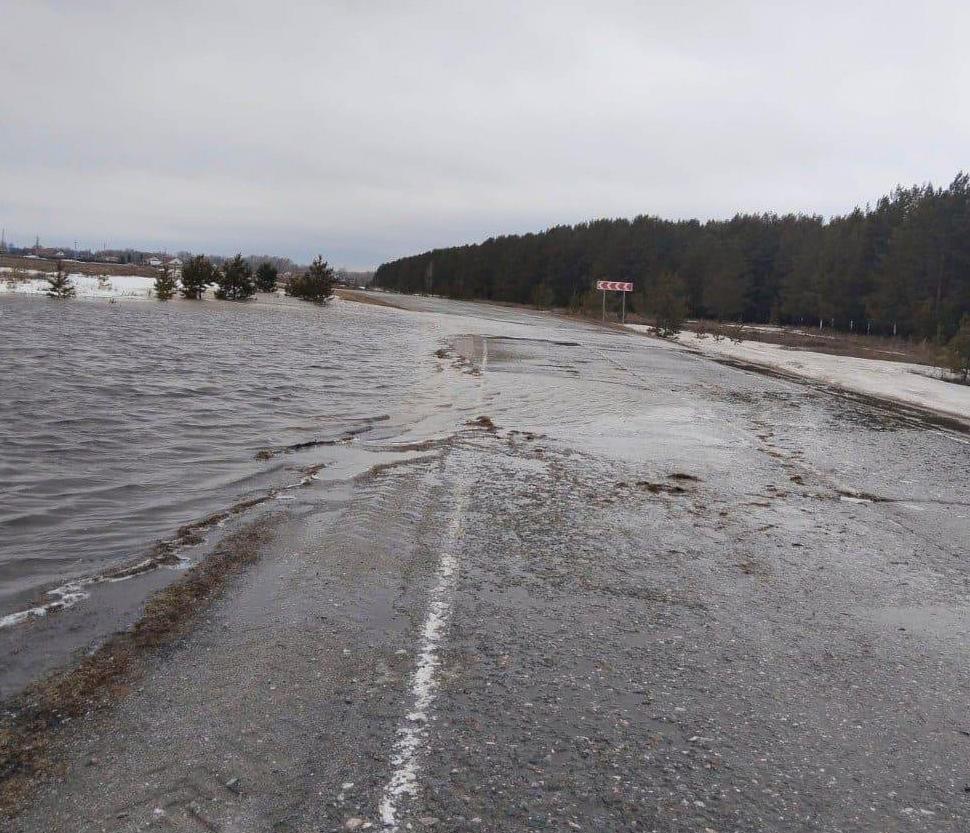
[2,0,969,266]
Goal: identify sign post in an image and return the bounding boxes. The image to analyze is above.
[595,281,634,323]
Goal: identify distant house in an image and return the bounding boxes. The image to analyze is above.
[148,257,162,267]
[166,257,183,277]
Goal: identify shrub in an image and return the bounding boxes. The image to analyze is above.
[286,255,334,304]
[45,261,76,299]
[946,315,970,382]
[214,254,255,301]
[181,255,216,299]
[571,288,603,316]
[642,272,687,337]
[154,265,178,300]
[255,262,279,293]
[531,282,555,308]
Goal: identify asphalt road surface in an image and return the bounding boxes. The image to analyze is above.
[8,296,970,833]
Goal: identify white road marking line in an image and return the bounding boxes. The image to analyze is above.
[378,483,467,831]
[378,337,487,832]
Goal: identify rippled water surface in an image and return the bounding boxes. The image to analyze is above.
[0,295,440,617]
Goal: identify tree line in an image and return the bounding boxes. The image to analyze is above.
[157,254,335,304]
[42,254,336,305]
[374,172,970,342]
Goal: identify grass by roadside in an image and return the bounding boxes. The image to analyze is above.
[334,288,406,308]
[575,304,948,369]
[680,320,940,367]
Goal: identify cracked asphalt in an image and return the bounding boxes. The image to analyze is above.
[5,296,970,833]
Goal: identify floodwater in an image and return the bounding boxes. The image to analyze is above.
[6,292,970,831]
[1,291,610,696]
[0,294,456,627]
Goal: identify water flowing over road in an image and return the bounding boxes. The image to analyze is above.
[3,293,970,832]
[0,294,468,692]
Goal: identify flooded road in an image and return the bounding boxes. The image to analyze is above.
[0,293,483,693]
[0,294,428,615]
[4,293,970,832]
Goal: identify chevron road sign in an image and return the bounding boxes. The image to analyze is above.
[595,280,634,322]
[595,281,634,292]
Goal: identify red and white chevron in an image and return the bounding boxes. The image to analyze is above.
[595,280,634,292]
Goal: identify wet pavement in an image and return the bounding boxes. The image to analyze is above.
[5,295,970,832]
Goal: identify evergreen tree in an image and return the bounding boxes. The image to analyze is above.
[946,315,970,382]
[699,238,748,321]
[45,261,76,299]
[154,264,178,300]
[214,254,255,301]
[286,255,335,304]
[531,282,555,308]
[181,254,215,299]
[643,272,687,337]
[255,261,279,293]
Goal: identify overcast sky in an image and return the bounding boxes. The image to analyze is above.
[2,1,969,267]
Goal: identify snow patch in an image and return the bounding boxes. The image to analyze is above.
[0,273,156,299]
[627,325,970,427]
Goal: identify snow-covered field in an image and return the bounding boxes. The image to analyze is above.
[627,324,970,426]
[0,270,155,299]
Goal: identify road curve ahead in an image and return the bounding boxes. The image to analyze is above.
[9,296,970,833]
